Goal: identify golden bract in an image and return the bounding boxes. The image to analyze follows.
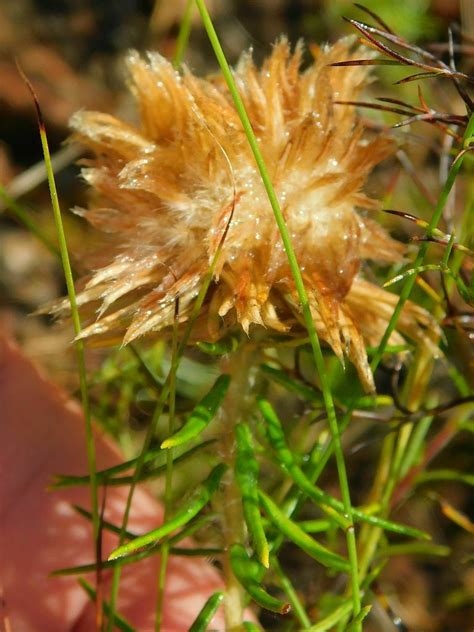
[56,38,436,391]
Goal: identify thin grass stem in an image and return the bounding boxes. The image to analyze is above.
[22,75,101,619]
[193,0,361,625]
[155,308,179,631]
[173,0,194,68]
[272,556,311,629]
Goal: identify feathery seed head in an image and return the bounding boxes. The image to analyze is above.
[60,39,436,392]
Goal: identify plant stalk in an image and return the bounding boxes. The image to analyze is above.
[218,346,256,630]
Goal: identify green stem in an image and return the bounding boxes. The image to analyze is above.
[272,556,311,629]
[155,314,180,630]
[35,97,100,613]
[218,347,256,629]
[194,0,361,624]
[173,0,194,68]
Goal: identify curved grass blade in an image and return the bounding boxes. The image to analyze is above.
[309,561,386,631]
[109,463,227,560]
[353,3,395,33]
[308,598,353,632]
[297,520,333,533]
[188,591,224,632]
[51,446,165,488]
[258,490,350,572]
[129,343,163,391]
[260,364,322,403]
[230,544,291,615]
[235,422,269,568]
[72,504,136,540]
[378,542,450,558]
[54,545,222,577]
[258,398,428,540]
[416,468,474,486]
[197,336,240,355]
[347,605,372,631]
[161,375,231,449]
[53,515,216,576]
[52,439,216,488]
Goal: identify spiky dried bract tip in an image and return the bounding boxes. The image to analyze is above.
[59,39,437,392]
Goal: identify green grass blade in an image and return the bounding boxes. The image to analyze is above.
[53,515,216,576]
[234,422,270,568]
[129,343,164,391]
[156,300,180,631]
[259,398,428,539]
[20,73,100,580]
[188,591,224,632]
[173,0,194,69]
[346,606,372,631]
[297,520,333,533]
[72,504,136,540]
[258,490,350,572]
[416,468,474,486]
[308,599,353,632]
[272,555,311,629]
[109,463,227,560]
[161,375,230,449]
[398,415,433,479]
[378,542,450,558]
[197,336,240,355]
[167,546,223,556]
[230,544,291,615]
[52,439,216,488]
[260,364,322,403]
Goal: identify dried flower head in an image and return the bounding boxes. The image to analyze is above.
[56,39,436,391]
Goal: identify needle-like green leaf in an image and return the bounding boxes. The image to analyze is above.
[161,375,230,449]
[188,592,224,632]
[259,397,429,540]
[258,490,350,572]
[234,422,269,567]
[108,464,227,560]
[230,544,291,615]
